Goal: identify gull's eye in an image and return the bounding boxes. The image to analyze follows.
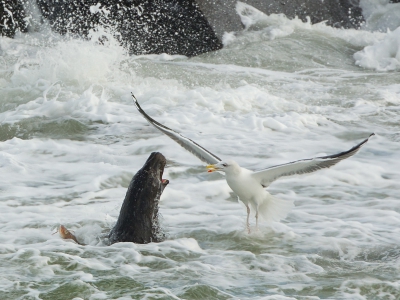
[222,163,228,167]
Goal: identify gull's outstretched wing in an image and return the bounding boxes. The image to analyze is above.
[251,134,374,187]
[132,94,221,164]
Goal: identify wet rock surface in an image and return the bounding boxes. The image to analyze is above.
[36,0,222,56]
[1,0,364,56]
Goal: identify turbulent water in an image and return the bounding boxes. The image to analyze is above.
[1,1,400,299]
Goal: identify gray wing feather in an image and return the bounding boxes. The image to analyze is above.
[251,134,374,187]
[132,94,221,164]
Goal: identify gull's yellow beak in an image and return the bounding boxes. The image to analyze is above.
[206,164,216,173]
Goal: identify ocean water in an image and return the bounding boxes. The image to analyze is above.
[1,1,400,299]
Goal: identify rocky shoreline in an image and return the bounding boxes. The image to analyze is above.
[1,0,365,56]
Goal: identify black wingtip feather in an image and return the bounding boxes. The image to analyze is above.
[131,93,171,131]
[321,133,374,160]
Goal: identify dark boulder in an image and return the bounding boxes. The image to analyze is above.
[36,0,223,56]
[1,0,365,56]
[0,0,28,37]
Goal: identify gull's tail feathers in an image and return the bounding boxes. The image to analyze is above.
[257,194,294,223]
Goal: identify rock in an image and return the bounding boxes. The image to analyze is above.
[0,0,28,38]
[36,0,223,56]
[1,0,365,55]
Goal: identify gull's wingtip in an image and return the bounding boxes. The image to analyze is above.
[363,133,375,144]
[357,133,375,148]
[131,93,138,104]
[131,93,143,113]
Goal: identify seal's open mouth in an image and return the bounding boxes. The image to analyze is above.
[160,168,169,186]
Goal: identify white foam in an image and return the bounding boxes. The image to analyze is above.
[235,1,385,48]
[360,0,400,32]
[354,27,400,71]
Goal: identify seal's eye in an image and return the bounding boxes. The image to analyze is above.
[222,163,228,167]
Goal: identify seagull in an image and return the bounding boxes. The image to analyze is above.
[132,94,374,232]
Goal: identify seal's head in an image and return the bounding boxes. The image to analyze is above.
[142,152,169,190]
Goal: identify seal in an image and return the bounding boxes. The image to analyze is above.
[108,152,169,244]
[56,152,169,245]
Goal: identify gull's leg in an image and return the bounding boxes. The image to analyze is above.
[246,204,251,234]
[255,209,259,231]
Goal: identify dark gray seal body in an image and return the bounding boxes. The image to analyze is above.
[108,152,169,244]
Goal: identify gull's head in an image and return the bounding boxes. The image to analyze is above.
[206,160,240,174]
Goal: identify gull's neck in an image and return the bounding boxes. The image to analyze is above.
[225,161,243,177]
